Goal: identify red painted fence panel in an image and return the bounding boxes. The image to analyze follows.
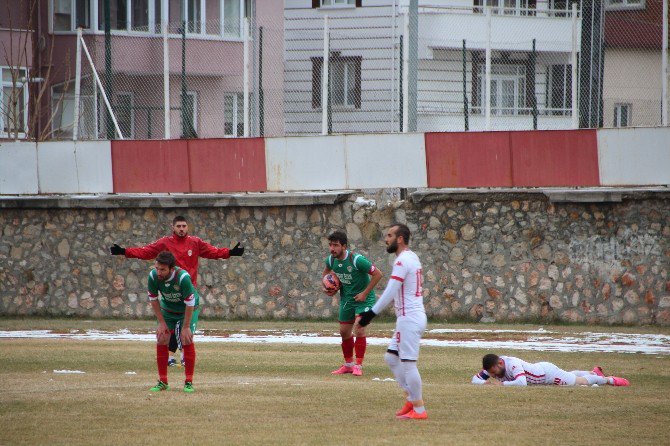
[112,140,190,193]
[510,130,600,187]
[425,132,513,188]
[188,138,267,192]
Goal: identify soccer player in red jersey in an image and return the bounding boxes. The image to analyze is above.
[111,215,244,364]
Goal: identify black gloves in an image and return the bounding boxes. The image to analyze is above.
[357,309,376,327]
[230,242,245,256]
[110,244,126,255]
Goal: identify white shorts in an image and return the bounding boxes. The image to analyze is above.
[538,362,577,386]
[388,312,427,361]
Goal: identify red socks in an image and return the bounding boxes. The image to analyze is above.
[156,344,169,383]
[355,337,366,365]
[182,343,196,382]
[342,337,355,363]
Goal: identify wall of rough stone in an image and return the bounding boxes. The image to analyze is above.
[1,191,669,324]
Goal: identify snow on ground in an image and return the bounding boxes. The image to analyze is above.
[1,329,669,355]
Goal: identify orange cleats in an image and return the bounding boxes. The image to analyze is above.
[352,365,363,376]
[396,402,413,416]
[331,365,354,375]
[397,409,428,420]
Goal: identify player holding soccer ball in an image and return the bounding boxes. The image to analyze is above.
[147,251,200,393]
[323,231,382,376]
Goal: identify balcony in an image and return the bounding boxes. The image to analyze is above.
[418,6,580,56]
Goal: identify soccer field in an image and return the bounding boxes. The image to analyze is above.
[1,319,669,446]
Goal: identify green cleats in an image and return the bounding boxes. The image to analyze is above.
[149,380,169,392]
[184,381,195,393]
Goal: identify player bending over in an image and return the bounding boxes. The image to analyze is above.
[472,354,630,387]
[323,231,383,376]
[358,223,428,420]
[110,215,244,368]
[148,251,201,393]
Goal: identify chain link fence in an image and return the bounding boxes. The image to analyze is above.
[47,0,667,140]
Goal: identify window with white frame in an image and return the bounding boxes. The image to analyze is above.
[183,90,198,133]
[613,103,631,127]
[51,81,96,139]
[478,65,527,116]
[116,92,134,138]
[547,64,572,116]
[55,0,246,38]
[224,92,245,136]
[54,0,92,31]
[605,0,644,10]
[320,0,356,7]
[1,68,29,137]
[330,59,358,107]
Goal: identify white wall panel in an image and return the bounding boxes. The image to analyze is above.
[265,135,347,191]
[598,128,670,186]
[74,141,113,193]
[0,142,38,194]
[344,133,428,188]
[37,142,78,193]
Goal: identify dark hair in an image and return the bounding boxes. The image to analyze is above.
[482,354,499,371]
[156,251,176,268]
[172,215,187,225]
[327,231,347,246]
[391,223,411,244]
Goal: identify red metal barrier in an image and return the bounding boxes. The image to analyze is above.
[510,130,600,187]
[425,132,513,188]
[188,138,267,192]
[112,140,190,193]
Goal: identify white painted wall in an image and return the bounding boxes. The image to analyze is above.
[37,141,113,193]
[0,142,38,195]
[73,141,114,193]
[345,133,427,187]
[265,135,347,190]
[597,127,670,186]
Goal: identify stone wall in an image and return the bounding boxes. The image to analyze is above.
[1,191,669,324]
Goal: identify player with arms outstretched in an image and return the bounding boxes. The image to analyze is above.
[111,215,243,366]
[472,353,630,387]
[323,231,383,376]
[147,251,201,393]
[358,223,428,420]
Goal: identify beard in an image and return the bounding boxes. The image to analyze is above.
[386,240,398,254]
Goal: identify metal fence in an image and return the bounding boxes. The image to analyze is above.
[48,0,668,140]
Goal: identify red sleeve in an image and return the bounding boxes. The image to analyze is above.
[197,238,230,260]
[124,238,167,260]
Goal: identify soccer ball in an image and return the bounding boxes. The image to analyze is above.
[322,273,341,292]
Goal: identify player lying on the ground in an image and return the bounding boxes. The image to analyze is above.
[322,231,382,377]
[357,223,428,420]
[471,353,630,387]
[147,251,201,393]
[110,215,244,367]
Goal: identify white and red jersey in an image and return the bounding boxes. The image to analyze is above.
[500,356,547,384]
[387,250,425,317]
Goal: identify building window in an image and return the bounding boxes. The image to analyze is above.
[473,0,534,15]
[116,92,134,138]
[319,0,356,7]
[613,103,631,127]
[224,93,244,136]
[183,91,198,134]
[477,65,526,115]
[51,80,96,139]
[54,0,92,31]
[547,64,572,116]
[1,68,29,137]
[311,53,362,109]
[605,0,644,10]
